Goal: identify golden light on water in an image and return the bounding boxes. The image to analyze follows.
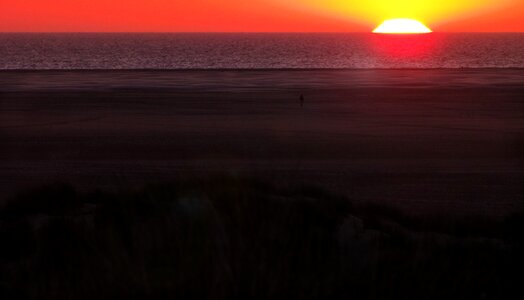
[373,19,432,33]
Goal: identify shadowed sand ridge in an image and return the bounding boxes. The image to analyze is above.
[1,179,523,299]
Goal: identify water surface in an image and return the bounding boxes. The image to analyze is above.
[1,33,523,69]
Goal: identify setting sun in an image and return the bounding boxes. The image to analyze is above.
[373,19,432,33]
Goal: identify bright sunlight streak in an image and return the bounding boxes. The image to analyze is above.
[372,18,432,33]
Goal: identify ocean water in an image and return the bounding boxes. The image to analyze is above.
[0,33,523,69]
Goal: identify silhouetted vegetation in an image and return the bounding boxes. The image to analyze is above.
[0,177,523,299]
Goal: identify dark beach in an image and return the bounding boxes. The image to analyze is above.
[1,69,523,216]
[1,69,524,299]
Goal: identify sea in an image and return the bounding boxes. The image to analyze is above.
[1,33,523,69]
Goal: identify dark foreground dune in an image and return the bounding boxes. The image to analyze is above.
[1,178,523,299]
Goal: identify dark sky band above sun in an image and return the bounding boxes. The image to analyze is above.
[1,0,523,32]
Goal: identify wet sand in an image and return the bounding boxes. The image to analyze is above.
[1,70,523,216]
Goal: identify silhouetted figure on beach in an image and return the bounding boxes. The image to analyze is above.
[299,94,304,107]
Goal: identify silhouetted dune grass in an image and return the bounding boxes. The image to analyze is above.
[0,177,523,299]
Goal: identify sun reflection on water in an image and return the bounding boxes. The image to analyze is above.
[368,33,441,59]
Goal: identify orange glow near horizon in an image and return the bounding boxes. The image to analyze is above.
[1,0,523,32]
[285,0,515,26]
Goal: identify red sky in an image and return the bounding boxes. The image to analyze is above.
[1,0,523,32]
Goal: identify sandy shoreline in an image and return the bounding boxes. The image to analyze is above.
[1,70,523,216]
[2,69,524,91]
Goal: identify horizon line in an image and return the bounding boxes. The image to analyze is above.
[1,31,523,34]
